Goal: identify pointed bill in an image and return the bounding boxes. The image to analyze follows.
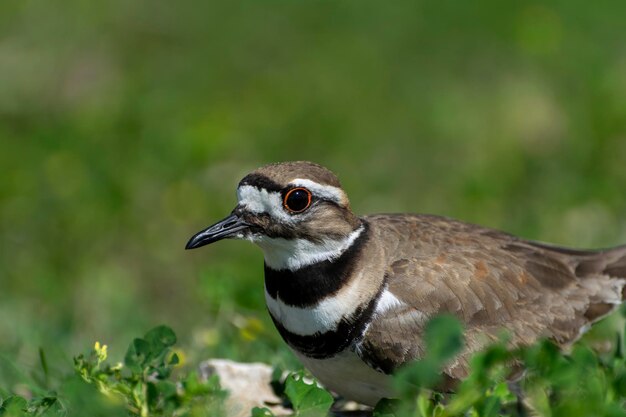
[185,213,250,249]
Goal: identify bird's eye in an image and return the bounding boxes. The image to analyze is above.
[283,187,312,213]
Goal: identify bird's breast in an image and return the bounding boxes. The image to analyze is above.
[293,349,393,407]
[262,221,387,358]
[264,283,362,336]
[264,268,384,359]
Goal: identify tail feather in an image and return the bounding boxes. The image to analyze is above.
[529,242,626,302]
[605,249,626,280]
[520,241,626,341]
[575,245,626,281]
[531,242,626,276]
[576,246,626,302]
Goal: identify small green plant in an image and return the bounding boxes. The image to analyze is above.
[0,347,65,417]
[0,394,62,416]
[252,371,333,417]
[73,325,226,417]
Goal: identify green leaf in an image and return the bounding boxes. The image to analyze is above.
[432,403,445,417]
[144,325,177,350]
[146,382,159,408]
[270,366,286,398]
[0,396,28,413]
[613,372,626,397]
[284,373,333,417]
[475,394,501,417]
[415,393,433,417]
[124,338,152,371]
[394,360,441,394]
[393,316,466,398]
[25,395,58,414]
[38,347,49,386]
[373,398,399,417]
[492,382,514,401]
[251,406,275,417]
[155,380,177,400]
[168,352,180,366]
[181,372,226,399]
[424,314,464,363]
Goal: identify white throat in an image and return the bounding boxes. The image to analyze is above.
[255,226,364,271]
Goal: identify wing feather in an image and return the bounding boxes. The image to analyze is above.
[357,214,626,381]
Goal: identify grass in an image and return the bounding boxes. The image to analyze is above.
[1,0,626,416]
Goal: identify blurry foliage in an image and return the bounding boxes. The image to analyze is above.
[1,0,626,415]
[372,315,626,417]
[1,326,225,417]
[74,325,226,417]
[2,319,625,416]
[393,315,465,393]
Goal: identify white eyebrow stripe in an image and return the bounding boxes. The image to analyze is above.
[289,178,345,204]
[236,185,295,223]
[236,179,346,221]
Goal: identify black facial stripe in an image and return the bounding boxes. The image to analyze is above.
[264,222,369,307]
[264,226,322,242]
[269,281,384,359]
[241,211,325,242]
[239,173,283,193]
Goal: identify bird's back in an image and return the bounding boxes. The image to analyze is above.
[358,213,626,379]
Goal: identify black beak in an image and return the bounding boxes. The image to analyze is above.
[185,212,251,250]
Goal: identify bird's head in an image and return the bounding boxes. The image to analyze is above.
[185,161,362,270]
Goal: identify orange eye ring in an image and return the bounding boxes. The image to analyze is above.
[283,187,312,213]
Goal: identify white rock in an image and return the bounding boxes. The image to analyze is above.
[199,359,291,417]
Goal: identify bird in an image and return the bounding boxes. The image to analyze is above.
[185,161,626,406]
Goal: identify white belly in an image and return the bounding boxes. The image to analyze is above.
[293,349,394,407]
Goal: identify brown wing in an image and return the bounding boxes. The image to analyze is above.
[357,214,626,380]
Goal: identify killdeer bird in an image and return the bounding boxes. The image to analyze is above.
[186,161,626,406]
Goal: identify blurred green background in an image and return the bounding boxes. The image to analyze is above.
[1,0,626,405]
